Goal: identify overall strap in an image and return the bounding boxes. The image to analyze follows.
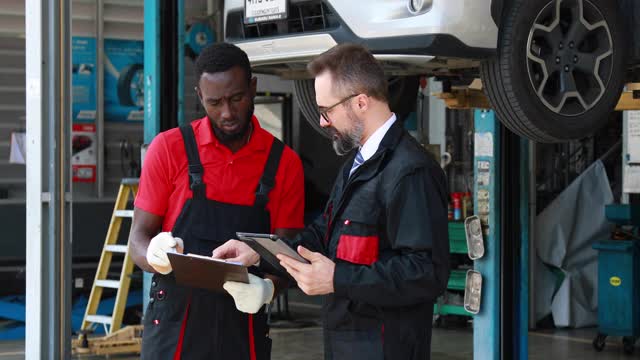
[254,138,285,208]
[179,125,206,199]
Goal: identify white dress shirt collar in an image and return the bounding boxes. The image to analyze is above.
[358,113,397,162]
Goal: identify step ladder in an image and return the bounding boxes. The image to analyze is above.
[80,178,139,335]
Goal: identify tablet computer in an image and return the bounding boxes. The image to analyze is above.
[167,252,249,292]
[236,232,309,277]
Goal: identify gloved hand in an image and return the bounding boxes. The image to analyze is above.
[223,274,275,314]
[146,232,184,275]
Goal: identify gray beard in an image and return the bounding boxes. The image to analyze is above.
[331,112,364,156]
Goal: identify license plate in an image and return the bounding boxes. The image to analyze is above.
[245,0,288,24]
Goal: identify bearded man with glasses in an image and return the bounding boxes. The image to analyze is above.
[215,43,450,360]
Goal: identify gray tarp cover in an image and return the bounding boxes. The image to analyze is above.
[534,160,612,328]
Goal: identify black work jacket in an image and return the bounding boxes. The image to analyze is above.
[289,120,450,360]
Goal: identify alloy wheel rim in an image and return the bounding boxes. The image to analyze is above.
[526,0,613,116]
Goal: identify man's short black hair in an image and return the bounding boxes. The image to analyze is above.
[195,42,252,82]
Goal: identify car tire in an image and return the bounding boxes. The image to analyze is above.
[481,0,628,142]
[117,63,144,107]
[294,76,419,138]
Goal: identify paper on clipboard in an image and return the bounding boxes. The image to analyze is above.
[167,252,249,292]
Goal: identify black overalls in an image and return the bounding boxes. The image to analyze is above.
[141,125,284,360]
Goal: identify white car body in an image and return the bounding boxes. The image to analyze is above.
[224,0,499,77]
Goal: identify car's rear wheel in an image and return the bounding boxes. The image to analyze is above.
[294,76,419,138]
[481,0,628,142]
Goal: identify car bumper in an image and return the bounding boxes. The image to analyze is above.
[234,33,436,69]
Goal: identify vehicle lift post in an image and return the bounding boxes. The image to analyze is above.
[472,109,530,359]
[142,0,186,313]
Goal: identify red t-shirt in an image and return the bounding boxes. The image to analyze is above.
[135,115,305,232]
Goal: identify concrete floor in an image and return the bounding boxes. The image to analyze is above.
[0,298,637,359]
[0,326,637,359]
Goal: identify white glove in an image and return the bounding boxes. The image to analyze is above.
[223,274,275,314]
[146,232,184,275]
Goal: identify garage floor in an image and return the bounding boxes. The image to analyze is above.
[0,297,636,359]
[0,326,636,359]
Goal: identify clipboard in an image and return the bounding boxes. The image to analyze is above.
[167,252,249,292]
[236,232,309,277]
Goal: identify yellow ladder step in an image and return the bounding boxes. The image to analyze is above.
[86,315,113,325]
[121,178,139,185]
[104,245,128,253]
[114,210,134,218]
[94,280,121,289]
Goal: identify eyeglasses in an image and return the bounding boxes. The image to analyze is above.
[319,94,359,123]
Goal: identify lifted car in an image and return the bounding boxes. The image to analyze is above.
[225,0,640,142]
